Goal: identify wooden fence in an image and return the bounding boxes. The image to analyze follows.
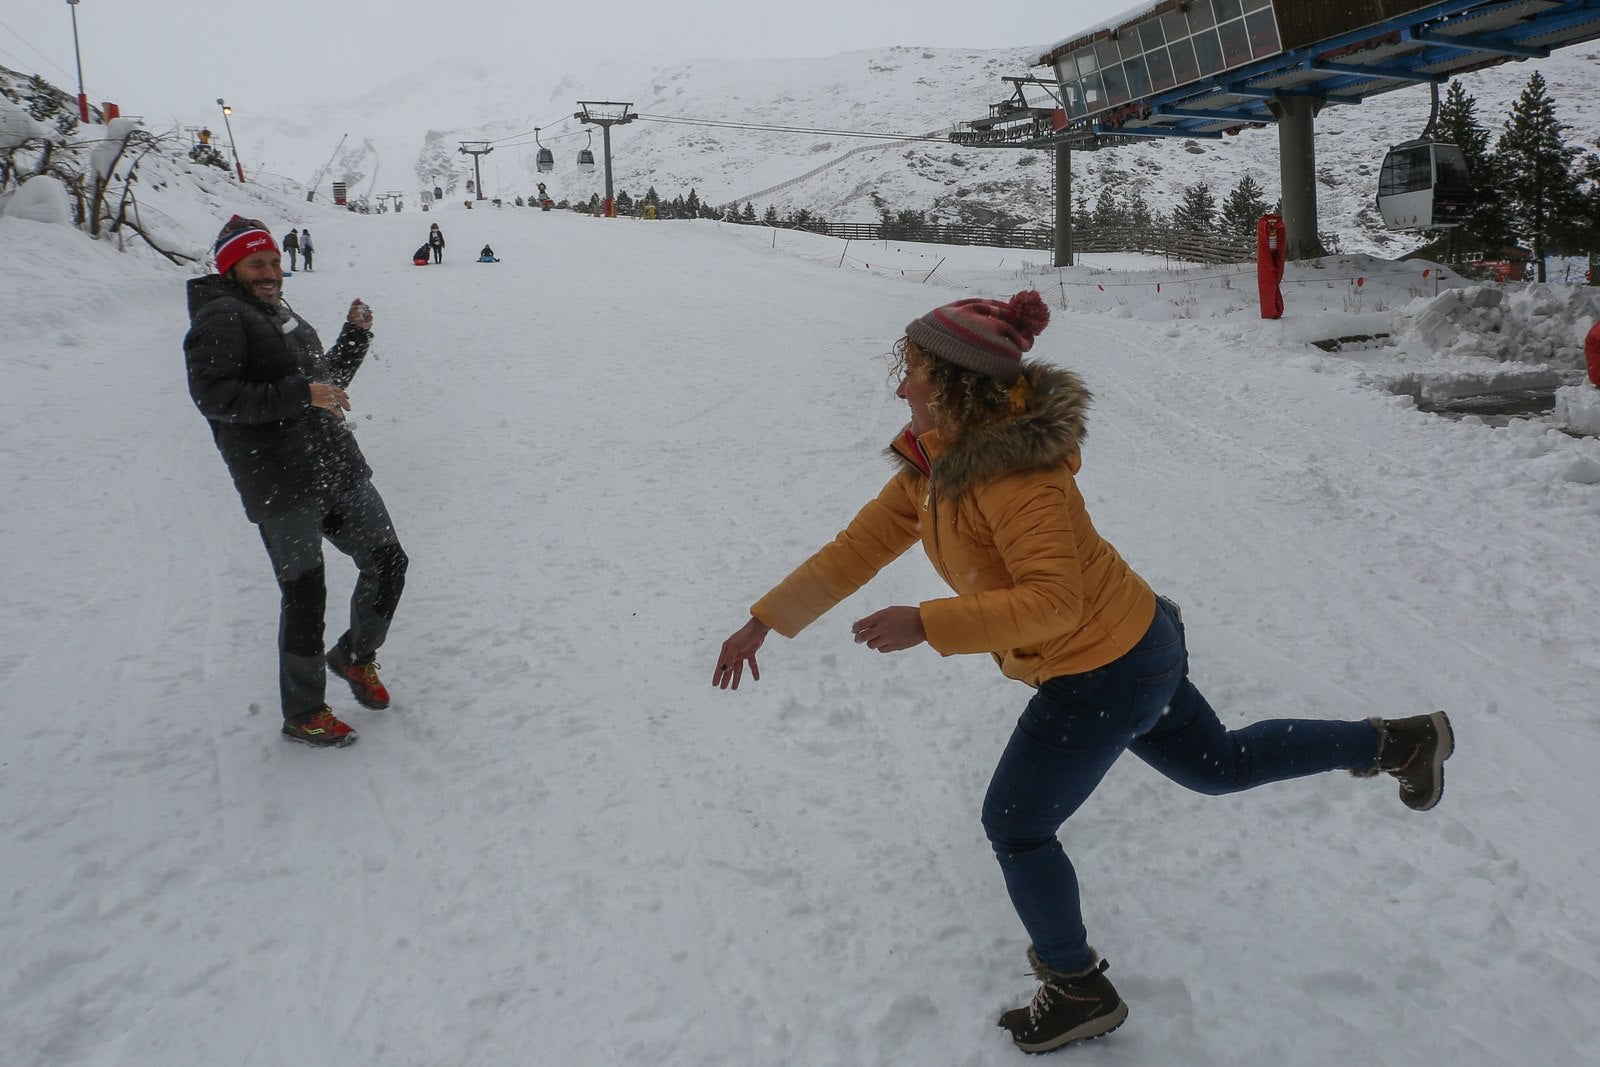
[753,219,1255,265]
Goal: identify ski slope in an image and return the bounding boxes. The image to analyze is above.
[3,202,1599,1066]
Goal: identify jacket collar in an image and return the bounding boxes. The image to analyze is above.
[885,362,1091,499]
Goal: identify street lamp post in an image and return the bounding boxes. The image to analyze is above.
[66,0,88,124]
[216,98,245,183]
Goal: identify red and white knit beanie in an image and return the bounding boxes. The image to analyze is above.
[212,215,278,275]
[904,290,1050,383]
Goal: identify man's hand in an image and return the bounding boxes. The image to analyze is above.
[309,382,350,419]
[347,298,373,330]
[851,606,927,653]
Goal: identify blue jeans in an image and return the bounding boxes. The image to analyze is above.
[980,598,1378,972]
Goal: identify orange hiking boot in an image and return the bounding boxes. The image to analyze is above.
[281,706,358,747]
[326,644,390,709]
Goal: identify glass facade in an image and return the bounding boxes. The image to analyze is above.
[1054,0,1282,121]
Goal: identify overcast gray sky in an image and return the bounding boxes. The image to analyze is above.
[1,1,1112,124]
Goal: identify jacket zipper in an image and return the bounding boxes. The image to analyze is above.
[927,482,954,586]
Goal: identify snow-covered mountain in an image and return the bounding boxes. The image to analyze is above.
[233,44,1600,254]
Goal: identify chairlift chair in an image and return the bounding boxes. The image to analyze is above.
[1376,83,1473,231]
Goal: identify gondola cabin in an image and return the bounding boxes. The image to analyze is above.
[536,148,555,173]
[1377,140,1472,230]
[577,148,596,172]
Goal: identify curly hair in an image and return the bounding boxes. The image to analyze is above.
[891,336,1021,436]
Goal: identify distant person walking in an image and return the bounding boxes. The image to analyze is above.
[281,228,300,272]
[712,289,1455,1054]
[428,223,445,264]
[300,228,314,271]
[184,215,408,747]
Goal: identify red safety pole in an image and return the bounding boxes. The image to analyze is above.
[1256,213,1286,320]
[67,0,89,123]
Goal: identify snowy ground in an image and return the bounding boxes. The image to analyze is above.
[3,195,1600,1066]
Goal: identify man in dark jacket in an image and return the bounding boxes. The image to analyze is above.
[184,216,408,746]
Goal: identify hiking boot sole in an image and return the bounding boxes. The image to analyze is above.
[281,726,358,748]
[1012,1001,1129,1054]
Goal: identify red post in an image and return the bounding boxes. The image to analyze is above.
[1256,213,1287,320]
[78,93,90,123]
[1585,321,1600,388]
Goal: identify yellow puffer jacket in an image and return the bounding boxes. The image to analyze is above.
[751,363,1155,685]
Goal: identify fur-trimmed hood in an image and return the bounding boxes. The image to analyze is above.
[889,361,1091,499]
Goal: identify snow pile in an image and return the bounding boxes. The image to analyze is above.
[0,92,39,148]
[1556,382,1600,434]
[88,118,143,180]
[1394,282,1600,368]
[1,174,72,225]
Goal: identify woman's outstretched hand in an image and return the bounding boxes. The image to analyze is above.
[714,616,770,690]
[851,606,927,653]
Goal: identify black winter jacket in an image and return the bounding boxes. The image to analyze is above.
[184,274,374,522]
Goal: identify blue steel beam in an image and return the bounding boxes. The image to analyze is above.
[1410,29,1551,57]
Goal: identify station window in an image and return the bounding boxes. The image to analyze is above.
[1147,47,1176,92]
[1124,51,1151,98]
[1192,26,1224,74]
[1245,8,1280,57]
[1219,16,1253,68]
[1140,19,1166,53]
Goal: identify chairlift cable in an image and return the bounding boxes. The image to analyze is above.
[634,113,951,143]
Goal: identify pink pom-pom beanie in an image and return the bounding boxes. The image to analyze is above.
[904,290,1050,384]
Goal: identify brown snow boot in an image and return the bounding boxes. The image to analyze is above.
[998,946,1128,1054]
[1359,711,1454,811]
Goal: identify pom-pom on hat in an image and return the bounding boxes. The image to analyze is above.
[212,215,278,276]
[904,290,1050,383]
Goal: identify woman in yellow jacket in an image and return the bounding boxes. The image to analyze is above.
[713,291,1453,1054]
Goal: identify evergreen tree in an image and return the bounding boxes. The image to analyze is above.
[1091,189,1125,230]
[895,208,927,236]
[1577,145,1600,275]
[741,201,756,222]
[789,207,814,229]
[1171,182,1218,233]
[1494,70,1587,281]
[685,188,701,216]
[1219,175,1272,240]
[763,204,780,224]
[1434,79,1513,257]
[644,186,660,209]
[1127,190,1157,228]
[616,189,634,214]
[1071,192,1092,232]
